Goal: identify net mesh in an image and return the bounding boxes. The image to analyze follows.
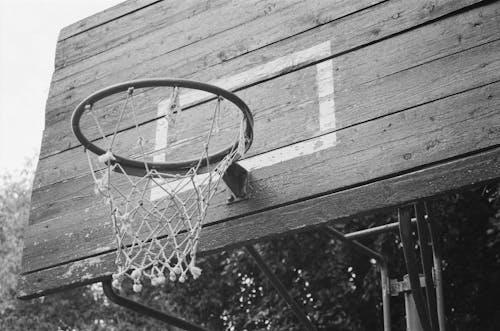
[84,86,247,292]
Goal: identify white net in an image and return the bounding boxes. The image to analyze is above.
[84,86,247,292]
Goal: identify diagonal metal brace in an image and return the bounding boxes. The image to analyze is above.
[245,245,318,331]
[415,202,439,331]
[101,278,210,331]
[426,202,446,331]
[399,206,433,331]
[223,162,248,202]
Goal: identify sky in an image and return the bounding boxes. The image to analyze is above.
[0,0,123,176]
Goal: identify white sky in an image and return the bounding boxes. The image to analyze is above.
[0,0,123,176]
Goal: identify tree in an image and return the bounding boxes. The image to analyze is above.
[0,166,32,314]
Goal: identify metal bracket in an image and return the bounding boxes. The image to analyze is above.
[399,202,446,331]
[390,274,427,296]
[399,205,432,331]
[101,278,210,331]
[223,162,249,203]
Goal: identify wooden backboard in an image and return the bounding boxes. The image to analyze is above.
[19,0,500,299]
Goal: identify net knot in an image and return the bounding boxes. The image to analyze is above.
[94,175,109,195]
[132,283,143,293]
[98,150,115,164]
[151,275,166,286]
[130,268,142,280]
[189,265,202,279]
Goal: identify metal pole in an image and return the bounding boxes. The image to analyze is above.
[405,288,425,331]
[101,278,210,331]
[345,219,417,240]
[426,203,446,331]
[380,261,392,331]
[346,222,399,239]
[326,226,391,331]
[245,245,317,331]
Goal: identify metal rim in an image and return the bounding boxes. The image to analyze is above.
[71,78,254,173]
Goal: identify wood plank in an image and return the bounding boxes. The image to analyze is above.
[58,0,161,41]
[32,2,500,189]
[334,1,500,89]
[18,145,500,299]
[33,67,319,189]
[28,38,500,216]
[56,0,273,69]
[22,80,500,273]
[33,26,500,193]
[51,0,378,97]
[335,39,500,128]
[39,0,482,159]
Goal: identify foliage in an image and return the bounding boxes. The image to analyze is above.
[436,186,500,330]
[0,160,499,330]
[0,165,33,313]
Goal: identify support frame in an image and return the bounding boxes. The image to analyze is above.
[100,200,446,331]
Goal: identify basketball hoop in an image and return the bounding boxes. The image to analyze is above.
[71,78,253,291]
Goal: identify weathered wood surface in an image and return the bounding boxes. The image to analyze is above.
[56,0,221,68]
[39,0,482,159]
[52,0,380,88]
[42,0,382,158]
[19,0,500,299]
[24,1,500,272]
[18,145,500,299]
[34,70,317,188]
[29,35,500,226]
[32,1,500,189]
[58,0,161,42]
[56,0,373,70]
[23,80,500,273]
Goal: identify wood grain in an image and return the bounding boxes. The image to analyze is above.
[34,67,319,189]
[56,0,226,69]
[32,2,500,189]
[20,0,500,299]
[18,145,500,299]
[33,37,500,194]
[30,37,500,218]
[22,81,500,273]
[50,0,379,99]
[39,0,482,159]
[28,36,500,221]
[56,0,383,76]
[58,0,161,41]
